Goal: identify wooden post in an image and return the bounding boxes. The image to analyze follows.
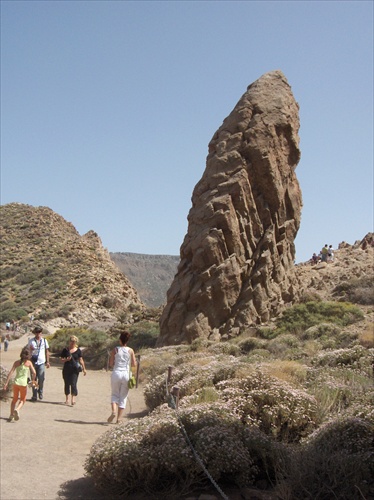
[106,349,110,372]
[171,386,180,409]
[167,366,173,385]
[136,354,141,388]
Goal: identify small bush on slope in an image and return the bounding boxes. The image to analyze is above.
[276,301,364,335]
[279,417,374,500]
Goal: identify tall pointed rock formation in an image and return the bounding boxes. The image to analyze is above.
[158,70,302,346]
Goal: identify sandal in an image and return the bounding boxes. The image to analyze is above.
[107,413,116,423]
[14,409,20,421]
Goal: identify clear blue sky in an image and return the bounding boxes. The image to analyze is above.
[1,1,373,263]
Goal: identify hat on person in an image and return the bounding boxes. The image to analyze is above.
[32,326,43,334]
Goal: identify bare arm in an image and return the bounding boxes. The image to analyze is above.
[26,361,37,382]
[109,348,116,369]
[130,348,137,370]
[46,347,51,367]
[78,351,87,375]
[3,361,18,389]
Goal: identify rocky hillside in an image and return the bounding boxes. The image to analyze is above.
[0,203,144,331]
[295,234,374,304]
[110,253,179,308]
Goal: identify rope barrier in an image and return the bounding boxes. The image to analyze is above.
[165,371,229,500]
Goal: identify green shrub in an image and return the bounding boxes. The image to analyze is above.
[276,301,364,335]
[49,327,108,352]
[306,364,374,424]
[53,304,74,319]
[311,345,370,369]
[256,326,278,340]
[267,334,301,357]
[189,337,212,351]
[207,342,241,356]
[237,337,267,353]
[0,300,17,311]
[0,307,28,323]
[128,321,159,350]
[37,309,55,321]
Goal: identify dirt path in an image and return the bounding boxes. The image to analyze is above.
[0,334,148,500]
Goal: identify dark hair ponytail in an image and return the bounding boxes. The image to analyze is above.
[119,331,131,345]
[20,347,30,364]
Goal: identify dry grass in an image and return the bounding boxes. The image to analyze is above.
[358,322,374,348]
[261,360,308,385]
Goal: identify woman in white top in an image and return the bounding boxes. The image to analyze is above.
[108,330,137,424]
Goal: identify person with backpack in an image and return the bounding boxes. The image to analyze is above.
[28,326,50,401]
[321,244,329,262]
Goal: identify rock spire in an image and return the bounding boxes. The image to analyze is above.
[158,70,302,346]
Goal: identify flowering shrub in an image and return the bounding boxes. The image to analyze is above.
[311,345,372,369]
[217,370,317,442]
[143,355,240,411]
[85,411,199,497]
[302,323,359,350]
[85,404,276,496]
[206,341,241,356]
[0,365,11,400]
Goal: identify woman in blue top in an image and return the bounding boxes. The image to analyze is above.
[108,330,137,424]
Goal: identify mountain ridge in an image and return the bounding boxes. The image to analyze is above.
[109,252,179,308]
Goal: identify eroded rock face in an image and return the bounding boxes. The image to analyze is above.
[158,70,302,346]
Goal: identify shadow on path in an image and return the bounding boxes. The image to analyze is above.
[58,477,106,500]
[58,477,150,500]
[55,418,109,426]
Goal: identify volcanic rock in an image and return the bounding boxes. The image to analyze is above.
[158,70,302,346]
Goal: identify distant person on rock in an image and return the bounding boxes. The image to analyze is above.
[3,347,37,422]
[60,335,87,405]
[311,253,319,265]
[4,334,9,351]
[328,245,334,262]
[108,330,137,424]
[321,244,329,262]
[28,326,50,401]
